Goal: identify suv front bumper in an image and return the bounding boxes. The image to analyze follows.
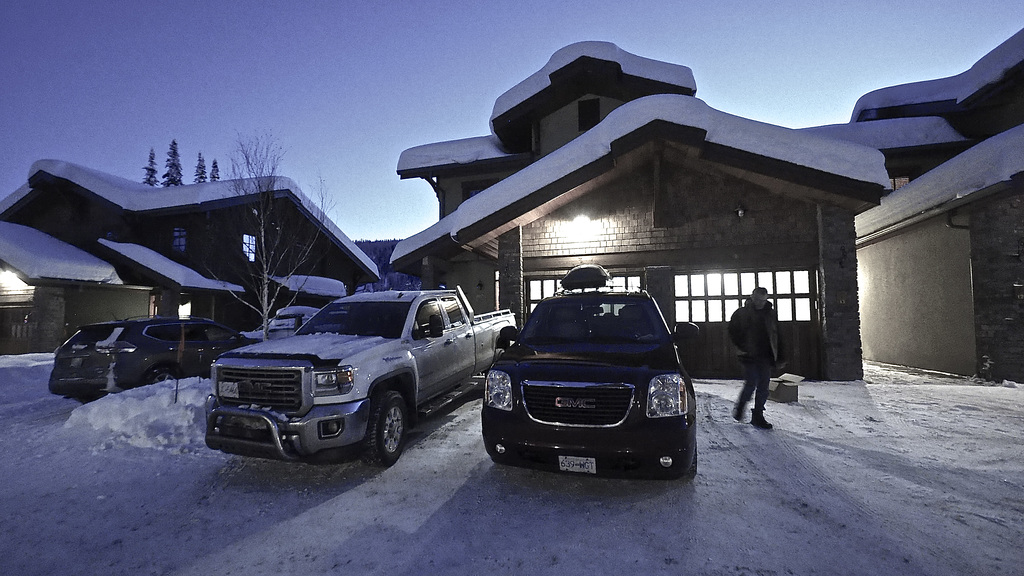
[482,407,696,479]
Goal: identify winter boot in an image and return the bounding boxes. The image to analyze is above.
[732,400,747,422]
[750,408,773,430]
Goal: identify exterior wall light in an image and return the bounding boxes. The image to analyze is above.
[735,206,746,218]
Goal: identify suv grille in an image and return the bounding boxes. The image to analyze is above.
[217,367,304,411]
[522,381,634,427]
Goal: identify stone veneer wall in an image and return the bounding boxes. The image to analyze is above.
[970,189,1024,382]
[817,205,863,380]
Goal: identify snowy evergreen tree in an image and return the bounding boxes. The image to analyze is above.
[161,139,183,187]
[143,148,158,186]
[209,159,220,181]
[194,153,207,183]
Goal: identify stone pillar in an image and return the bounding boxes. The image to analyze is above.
[817,205,863,380]
[29,286,65,352]
[498,227,524,326]
[419,256,438,290]
[644,266,676,325]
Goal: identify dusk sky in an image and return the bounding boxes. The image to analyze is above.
[2,2,1021,241]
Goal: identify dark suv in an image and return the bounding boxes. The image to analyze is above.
[482,265,699,479]
[49,317,256,399]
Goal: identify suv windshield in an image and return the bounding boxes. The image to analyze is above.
[519,295,668,347]
[297,301,411,339]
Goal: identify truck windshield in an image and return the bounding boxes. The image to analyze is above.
[518,296,668,346]
[296,301,411,339]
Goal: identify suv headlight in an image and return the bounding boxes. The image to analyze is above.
[647,373,687,418]
[314,365,355,396]
[485,370,513,411]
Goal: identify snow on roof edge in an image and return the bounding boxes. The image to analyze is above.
[397,135,516,173]
[856,123,1024,239]
[396,94,890,264]
[800,116,968,150]
[3,159,378,281]
[98,239,244,292]
[0,222,122,284]
[851,28,1024,121]
[490,41,697,126]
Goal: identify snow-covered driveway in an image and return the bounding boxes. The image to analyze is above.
[0,354,1020,575]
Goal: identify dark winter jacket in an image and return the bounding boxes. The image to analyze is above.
[728,299,782,365]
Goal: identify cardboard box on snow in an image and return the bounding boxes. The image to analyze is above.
[769,373,803,403]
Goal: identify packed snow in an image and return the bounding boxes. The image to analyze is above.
[1,352,1021,575]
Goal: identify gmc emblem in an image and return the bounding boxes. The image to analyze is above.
[555,396,597,409]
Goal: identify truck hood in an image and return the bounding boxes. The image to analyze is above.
[498,342,679,370]
[219,333,388,363]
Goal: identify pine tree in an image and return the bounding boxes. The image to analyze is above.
[209,159,220,182]
[161,139,183,186]
[194,153,207,183]
[143,148,158,186]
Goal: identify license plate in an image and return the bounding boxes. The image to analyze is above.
[220,381,239,398]
[558,455,597,474]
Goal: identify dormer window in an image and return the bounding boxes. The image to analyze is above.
[578,98,600,132]
[172,227,186,253]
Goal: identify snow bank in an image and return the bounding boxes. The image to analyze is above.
[272,274,348,297]
[64,378,209,452]
[800,116,967,150]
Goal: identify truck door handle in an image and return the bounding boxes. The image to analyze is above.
[444,338,455,346]
[464,333,473,339]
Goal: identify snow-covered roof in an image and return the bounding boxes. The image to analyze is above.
[856,122,1024,240]
[397,135,516,174]
[271,275,348,298]
[800,116,967,150]
[98,239,243,292]
[490,41,697,128]
[2,160,379,281]
[395,94,890,264]
[851,28,1024,121]
[0,222,122,284]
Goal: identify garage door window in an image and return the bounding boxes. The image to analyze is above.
[675,270,814,323]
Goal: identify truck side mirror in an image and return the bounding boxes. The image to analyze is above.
[496,325,519,349]
[673,322,699,344]
[428,314,445,338]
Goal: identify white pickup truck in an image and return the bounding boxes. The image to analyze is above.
[205,288,515,465]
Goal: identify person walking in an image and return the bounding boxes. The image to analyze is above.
[728,287,783,429]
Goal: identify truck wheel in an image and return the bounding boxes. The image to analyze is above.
[142,365,178,386]
[362,390,407,467]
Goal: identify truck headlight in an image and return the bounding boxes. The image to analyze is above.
[315,365,355,396]
[647,373,687,418]
[485,370,513,411]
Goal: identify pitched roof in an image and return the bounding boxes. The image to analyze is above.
[851,28,1024,121]
[799,116,968,151]
[98,239,243,292]
[856,122,1024,241]
[0,222,122,284]
[394,94,890,268]
[2,160,379,281]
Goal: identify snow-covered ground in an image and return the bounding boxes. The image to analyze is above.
[1,353,1021,575]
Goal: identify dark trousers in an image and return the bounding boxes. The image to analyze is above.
[738,359,772,410]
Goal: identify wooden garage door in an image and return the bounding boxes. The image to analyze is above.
[673,270,822,380]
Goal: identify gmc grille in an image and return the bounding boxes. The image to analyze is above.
[522,381,634,427]
[217,366,304,411]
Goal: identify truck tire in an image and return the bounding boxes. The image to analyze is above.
[362,390,407,467]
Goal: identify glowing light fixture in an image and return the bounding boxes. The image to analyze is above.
[0,270,28,290]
